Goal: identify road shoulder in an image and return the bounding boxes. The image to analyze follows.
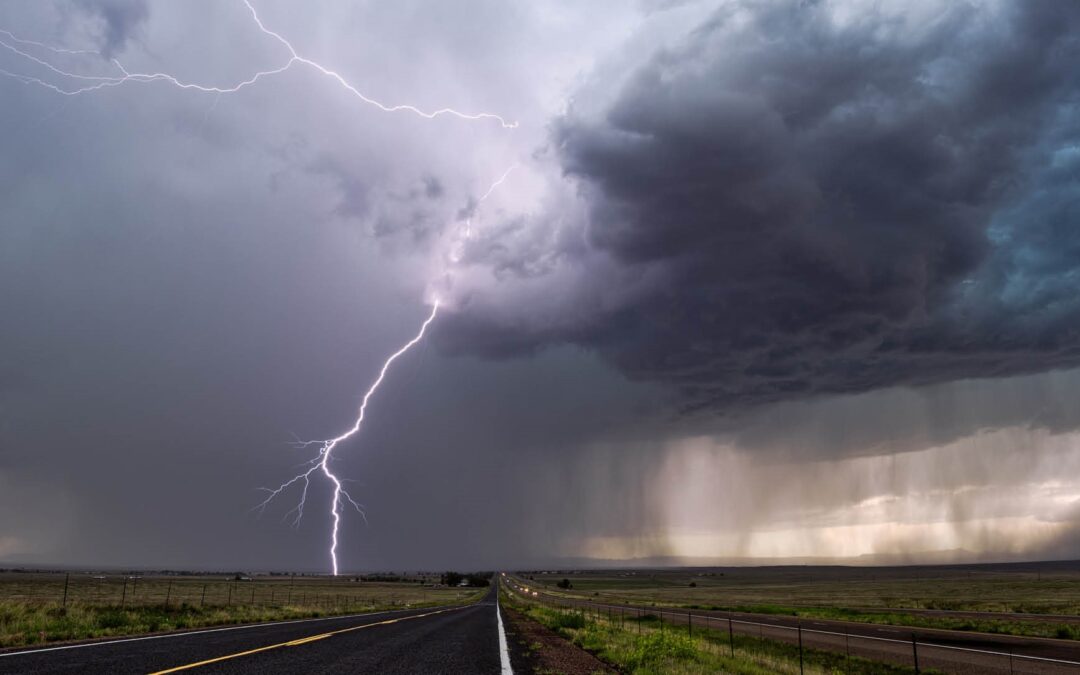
[501,606,615,674]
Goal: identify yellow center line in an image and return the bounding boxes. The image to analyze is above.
[147,606,465,674]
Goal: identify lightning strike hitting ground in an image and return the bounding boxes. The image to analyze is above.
[1,0,516,575]
[255,303,440,576]
[256,162,516,574]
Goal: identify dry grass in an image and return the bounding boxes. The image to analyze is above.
[526,566,1080,614]
[0,572,481,648]
[519,565,1080,640]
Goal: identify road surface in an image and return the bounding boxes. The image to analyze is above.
[0,587,512,674]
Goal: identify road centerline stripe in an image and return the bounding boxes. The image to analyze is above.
[147,606,465,674]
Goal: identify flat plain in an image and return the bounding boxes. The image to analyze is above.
[0,571,480,649]
[521,561,1080,640]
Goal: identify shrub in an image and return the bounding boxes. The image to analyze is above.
[551,611,586,629]
[627,631,696,669]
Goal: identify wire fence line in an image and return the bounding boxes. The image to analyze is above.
[507,580,1080,674]
[0,573,449,611]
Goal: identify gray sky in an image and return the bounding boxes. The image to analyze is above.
[2,0,1080,573]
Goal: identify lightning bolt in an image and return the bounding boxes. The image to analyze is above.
[463,164,517,238]
[0,1,517,128]
[2,1,518,575]
[255,302,439,576]
[255,163,515,574]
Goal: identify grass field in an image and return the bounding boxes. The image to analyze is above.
[501,584,927,675]
[519,561,1080,640]
[0,571,482,648]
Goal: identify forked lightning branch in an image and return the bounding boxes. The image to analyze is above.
[0,0,515,574]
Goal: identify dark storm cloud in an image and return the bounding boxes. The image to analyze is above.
[441,0,1080,412]
[4,0,1080,571]
[73,0,148,56]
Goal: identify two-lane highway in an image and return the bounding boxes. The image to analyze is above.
[1,586,512,674]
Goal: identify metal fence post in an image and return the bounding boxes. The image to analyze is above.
[62,573,70,608]
[121,578,127,608]
[688,611,692,638]
[728,615,734,657]
[798,621,804,675]
[165,580,172,608]
[288,574,294,604]
[912,633,920,674]
[201,584,207,607]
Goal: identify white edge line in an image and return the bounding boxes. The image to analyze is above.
[0,603,462,658]
[496,579,513,675]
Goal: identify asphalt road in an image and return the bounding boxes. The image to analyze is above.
[0,587,509,674]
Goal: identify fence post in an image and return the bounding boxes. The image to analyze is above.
[1009,647,1014,674]
[62,573,70,608]
[165,580,172,608]
[120,578,127,608]
[639,607,642,634]
[798,620,804,675]
[728,615,734,657]
[201,584,207,607]
[228,582,233,606]
[288,575,294,604]
[912,633,920,674]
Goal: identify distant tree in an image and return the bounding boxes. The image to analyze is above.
[689,581,697,588]
[442,571,463,587]
[557,578,573,589]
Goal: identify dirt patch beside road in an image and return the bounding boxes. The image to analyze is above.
[502,606,616,674]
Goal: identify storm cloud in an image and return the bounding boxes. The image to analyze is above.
[440,0,1080,412]
[3,0,1080,571]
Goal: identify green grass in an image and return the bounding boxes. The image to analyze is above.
[503,590,930,675]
